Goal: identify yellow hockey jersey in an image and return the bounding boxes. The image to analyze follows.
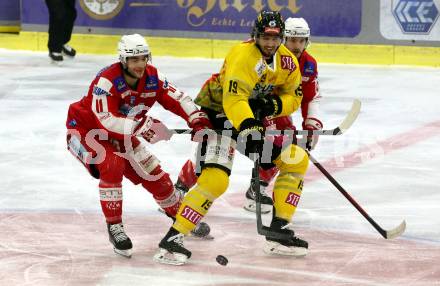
[195,41,302,130]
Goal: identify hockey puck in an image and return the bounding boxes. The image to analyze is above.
[216,255,228,266]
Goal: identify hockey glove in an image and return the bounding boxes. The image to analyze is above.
[303,117,323,151]
[238,118,265,160]
[134,116,172,144]
[248,94,282,119]
[188,110,213,142]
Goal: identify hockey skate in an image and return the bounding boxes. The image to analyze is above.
[174,178,190,194]
[263,217,308,257]
[154,227,191,265]
[107,223,133,258]
[188,221,214,240]
[243,179,273,214]
[49,52,63,65]
[62,44,76,57]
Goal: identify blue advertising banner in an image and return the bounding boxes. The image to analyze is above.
[22,0,361,37]
[0,0,20,22]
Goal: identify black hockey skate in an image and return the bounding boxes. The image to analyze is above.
[62,44,76,57]
[107,222,133,258]
[189,221,214,240]
[264,217,308,257]
[49,52,63,63]
[243,179,273,214]
[154,227,191,265]
[174,178,190,194]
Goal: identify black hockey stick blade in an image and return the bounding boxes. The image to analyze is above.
[308,153,406,239]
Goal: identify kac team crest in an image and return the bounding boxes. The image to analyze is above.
[80,0,125,20]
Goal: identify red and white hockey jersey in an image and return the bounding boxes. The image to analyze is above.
[66,62,198,140]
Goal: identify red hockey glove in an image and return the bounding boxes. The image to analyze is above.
[188,110,213,142]
[134,116,172,144]
[303,117,323,151]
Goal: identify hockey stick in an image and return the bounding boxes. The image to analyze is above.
[307,152,406,239]
[253,99,361,240]
[253,154,291,240]
[171,99,362,136]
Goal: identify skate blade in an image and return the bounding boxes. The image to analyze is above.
[263,241,308,257]
[50,60,64,66]
[113,247,132,258]
[153,248,188,265]
[243,199,272,214]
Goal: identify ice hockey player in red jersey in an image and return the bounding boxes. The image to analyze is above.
[174,17,323,215]
[65,34,212,258]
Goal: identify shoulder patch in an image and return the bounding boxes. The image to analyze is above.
[93,77,113,97]
[113,76,127,92]
[303,61,316,76]
[255,58,266,77]
[145,76,158,90]
[281,55,296,72]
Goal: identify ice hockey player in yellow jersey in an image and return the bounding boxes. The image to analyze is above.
[154,11,310,265]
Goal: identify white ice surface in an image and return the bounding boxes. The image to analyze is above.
[0,49,439,285]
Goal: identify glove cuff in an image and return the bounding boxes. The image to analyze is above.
[271,95,283,116]
[304,117,323,130]
[239,118,264,133]
[133,115,154,136]
[188,110,209,125]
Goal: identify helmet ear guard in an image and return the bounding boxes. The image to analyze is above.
[118,34,151,65]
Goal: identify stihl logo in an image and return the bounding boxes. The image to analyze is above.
[281,55,296,72]
[285,192,301,207]
[180,206,203,225]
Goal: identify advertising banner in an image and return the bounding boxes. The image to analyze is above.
[0,0,20,22]
[22,0,361,38]
[380,0,440,40]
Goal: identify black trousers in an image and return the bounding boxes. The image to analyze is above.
[45,0,77,53]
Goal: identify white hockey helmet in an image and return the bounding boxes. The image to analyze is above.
[118,34,151,64]
[284,17,310,38]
